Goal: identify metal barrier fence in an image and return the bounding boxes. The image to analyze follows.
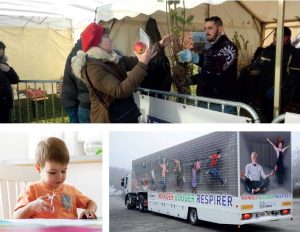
[12,80,66,123]
[11,80,260,123]
[272,114,285,123]
[137,88,260,123]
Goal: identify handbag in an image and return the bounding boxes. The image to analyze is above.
[84,61,141,123]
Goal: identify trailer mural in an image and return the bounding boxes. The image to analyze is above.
[132,132,238,196]
[239,132,292,196]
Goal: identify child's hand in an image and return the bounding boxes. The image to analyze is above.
[31,195,53,213]
[80,209,97,219]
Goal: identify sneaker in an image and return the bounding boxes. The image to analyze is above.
[222,179,227,186]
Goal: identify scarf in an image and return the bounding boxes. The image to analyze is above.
[71,47,120,79]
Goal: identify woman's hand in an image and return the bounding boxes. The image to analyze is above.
[134,45,156,65]
[159,34,172,48]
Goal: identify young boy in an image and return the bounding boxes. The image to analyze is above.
[13,137,97,219]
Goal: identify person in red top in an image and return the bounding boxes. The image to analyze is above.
[206,149,226,186]
[14,137,97,219]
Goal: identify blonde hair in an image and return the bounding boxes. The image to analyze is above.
[35,137,70,167]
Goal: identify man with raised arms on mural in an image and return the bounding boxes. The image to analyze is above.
[242,152,275,195]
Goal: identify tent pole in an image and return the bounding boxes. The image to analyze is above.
[260,22,266,47]
[273,0,285,119]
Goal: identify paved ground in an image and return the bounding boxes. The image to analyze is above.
[110,196,300,232]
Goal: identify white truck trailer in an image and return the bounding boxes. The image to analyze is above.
[121,132,293,226]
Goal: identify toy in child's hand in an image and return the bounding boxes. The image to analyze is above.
[47,192,56,213]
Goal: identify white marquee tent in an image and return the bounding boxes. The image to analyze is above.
[0,0,104,81]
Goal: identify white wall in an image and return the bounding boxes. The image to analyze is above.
[67,162,103,217]
[0,131,102,162]
[0,132,29,161]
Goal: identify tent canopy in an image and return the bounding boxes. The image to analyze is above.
[0,0,103,29]
[0,0,102,81]
[98,0,300,23]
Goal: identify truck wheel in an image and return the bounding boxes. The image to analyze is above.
[126,197,133,209]
[188,208,198,225]
[139,195,145,212]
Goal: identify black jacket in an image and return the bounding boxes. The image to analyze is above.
[61,39,91,109]
[140,52,171,92]
[259,41,296,94]
[192,35,238,100]
[0,56,19,108]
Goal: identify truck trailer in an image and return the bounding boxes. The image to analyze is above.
[121,131,293,226]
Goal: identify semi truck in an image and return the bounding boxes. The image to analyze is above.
[121,131,293,226]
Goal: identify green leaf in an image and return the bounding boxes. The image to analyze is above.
[176,15,185,25]
[186,15,194,24]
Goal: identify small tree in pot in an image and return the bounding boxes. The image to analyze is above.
[166,0,194,95]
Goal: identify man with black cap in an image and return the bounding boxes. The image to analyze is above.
[258,26,296,122]
[0,41,19,123]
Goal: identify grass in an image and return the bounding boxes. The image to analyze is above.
[12,94,69,123]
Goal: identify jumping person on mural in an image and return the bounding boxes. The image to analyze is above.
[242,152,275,194]
[177,16,238,106]
[0,41,19,123]
[206,149,226,186]
[159,158,168,191]
[71,23,171,123]
[267,137,289,185]
[173,159,184,191]
[192,160,201,193]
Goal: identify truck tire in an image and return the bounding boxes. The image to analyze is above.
[126,197,133,209]
[139,195,145,212]
[188,208,198,225]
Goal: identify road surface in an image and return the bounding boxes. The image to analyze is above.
[110,195,299,232]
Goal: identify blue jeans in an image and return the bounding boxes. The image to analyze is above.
[208,168,225,185]
[65,106,79,123]
[78,107,90,123]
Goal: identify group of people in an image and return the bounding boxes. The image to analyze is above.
[239,27,300,122]
[241,137,289,195]
[2,15,299,123]
[148,150,227,193]
[62,16,240,123]
[61,18,171,123]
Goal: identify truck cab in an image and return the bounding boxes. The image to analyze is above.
[121,174,148,212]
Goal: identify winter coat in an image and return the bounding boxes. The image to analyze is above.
[72,46,151,123]
[61,39,90,109]
[140,52,171,92]
[83,56,147,123]
[259,41,295,95]
[194,35,238,100]
[0,55,19,108]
